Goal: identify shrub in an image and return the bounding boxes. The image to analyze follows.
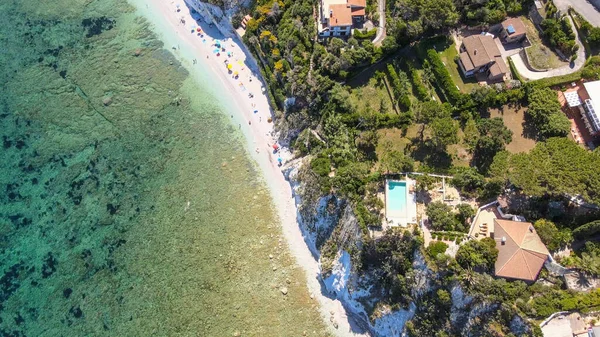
[311,157,331,177]
[353,28,377,40]
[427,241,449,257]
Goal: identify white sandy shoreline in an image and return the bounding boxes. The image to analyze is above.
[129,0,366,335]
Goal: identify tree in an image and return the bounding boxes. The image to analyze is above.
[507,138,600,205]
[588,27,600,47]
[527,87,569,139]
[380,150,414,173]
[473,117,512,173]
[415,101,451,124]
[426,201,457,231]
[533,219,573,251]
[456,237,499,272]
[451,167,485,198]
[573,220,600,240]
[463,117,480,152]
[456,203,475,231]
[430,117,459,151]
[415,174,436,191]
[540,112,570,138]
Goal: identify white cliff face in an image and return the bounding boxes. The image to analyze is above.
[184,0,235,38]
[285,161,342,257]
[323,251,352,297]
[284,158,533,337]
[372,303,416,337]
[286,159,418,336]
[450,285,474,326]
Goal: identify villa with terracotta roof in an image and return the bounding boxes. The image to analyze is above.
[318,0,366,38]
[493,219,550,282]
[458,34,509,82]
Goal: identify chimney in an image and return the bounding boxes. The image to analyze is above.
[474,49,477,55]
[501,236,506,245]
[330,9,333,17]
[529,225,534,232]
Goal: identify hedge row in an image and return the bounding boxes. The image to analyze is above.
[408,65,430,101]
[431,231,467,243]
[507,57,524,83]
[573,220,600,240]
[530,70,583,88]
[386,64,412,110]
[426,49,461,103]
[353,28,377,40]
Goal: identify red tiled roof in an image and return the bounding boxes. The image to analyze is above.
[494,219,549,281]
[329,4,353,26]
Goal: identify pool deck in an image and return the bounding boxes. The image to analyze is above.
[384,179,417,227]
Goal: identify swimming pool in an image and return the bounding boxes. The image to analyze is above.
[387,181,407,213]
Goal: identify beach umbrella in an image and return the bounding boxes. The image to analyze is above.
[213,49,220,53]
[227,64,232,70]
[253,110,258,114]
[272,144,279,150]
[277,157,282,163]
[196,27,201,32]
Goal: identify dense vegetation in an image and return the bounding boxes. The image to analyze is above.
[540,17,578,58]
[242,0,600,335]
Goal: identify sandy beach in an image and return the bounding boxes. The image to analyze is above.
[130,0,365,335]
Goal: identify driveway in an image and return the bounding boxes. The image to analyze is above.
[509,16,585,80]
[554,0,600,27]
[372,0,386,45]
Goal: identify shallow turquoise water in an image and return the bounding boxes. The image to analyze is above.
[388,181,407,213]
[0,1,328,336]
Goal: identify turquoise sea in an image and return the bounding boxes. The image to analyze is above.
[0,0,328,336]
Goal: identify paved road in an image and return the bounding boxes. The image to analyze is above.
[372,0,386,45]
[510,16,585,80]
[554,0,600,27]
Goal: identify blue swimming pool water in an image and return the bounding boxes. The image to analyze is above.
[388,181,407,213]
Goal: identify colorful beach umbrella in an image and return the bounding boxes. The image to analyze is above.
[227,64,232,70]
[213,49,220,53]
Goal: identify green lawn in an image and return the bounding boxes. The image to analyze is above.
[349,77,396,115]
[415,36,479,94]
[437,43,479,94]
